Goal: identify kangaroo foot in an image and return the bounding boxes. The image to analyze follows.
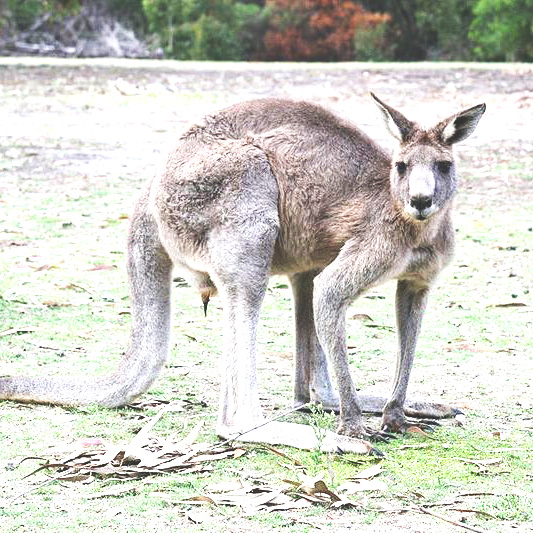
[298,394,460,420]
[336,419,396,443]
[359,394,460,419]
[407,417,441,428]
[381,408,439,434]
[382,420,437,434]
[218,420,375,454]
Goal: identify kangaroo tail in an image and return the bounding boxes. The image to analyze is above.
[359,394,459,419]
[0,187,173,407]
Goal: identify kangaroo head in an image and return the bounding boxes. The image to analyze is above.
[371,93,486,222]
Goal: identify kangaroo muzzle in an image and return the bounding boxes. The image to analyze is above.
[406,167,436,220]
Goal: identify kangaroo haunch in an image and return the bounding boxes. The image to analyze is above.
[0,95,486,453]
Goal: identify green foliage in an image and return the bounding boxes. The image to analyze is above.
[369,0,533,61]
[142,0,265,59]
[307,403,336,468]
[5,0,79,31]
[469,0,533,61]
[234,2,271,60]
[353,19,393,61]
[414,0,476,60]
[6,0,42,30]
[364,0,476,60]
[191,14,242,60]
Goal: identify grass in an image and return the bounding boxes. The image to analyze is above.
[1,61,533,532]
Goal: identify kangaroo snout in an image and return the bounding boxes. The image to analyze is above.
[409,195,433,212]
[404,168,437,219]
[407,195,435,220]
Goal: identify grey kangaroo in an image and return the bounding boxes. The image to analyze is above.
[0,94,485,452]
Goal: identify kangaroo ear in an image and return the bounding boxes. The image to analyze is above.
[370,92,414,142]
[438,103,486,145]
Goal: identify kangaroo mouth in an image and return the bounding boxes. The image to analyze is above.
[405,205,435,221]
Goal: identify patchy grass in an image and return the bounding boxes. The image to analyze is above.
[1,59,533,532]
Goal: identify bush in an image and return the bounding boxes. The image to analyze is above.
[4,0,80,31]
[142,0,267,59]
[469,0,533,61]
[191,14,243,60]
[263,0,390,62]
[353,17,392,61]
[413,0,476,60]
[234,2,270,60]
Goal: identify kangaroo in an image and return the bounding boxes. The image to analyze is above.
[0,95,485,452]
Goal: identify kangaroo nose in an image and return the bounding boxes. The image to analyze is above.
[410,196,433,211]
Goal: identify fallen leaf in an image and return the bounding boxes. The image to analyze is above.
[337,479,388,494]
[330,496,360,509]
[489,302,527,308]
[286,474,342,503]
[406,426,434,438]
[204,479,244,493]
[20,404,245,483]
[185,510,211,524]
[267,497,312,512]
[456,458,503,469]
[349,313,373,322]
[126,398,170,410]
[33,264,59,271]
[233,448,246,459]
[265,446,305,467]
[459,458,503,466]
[185,495,217,505]
[87,486,139,499]
[42,300,72,308]
[364,324,394,331]
[0,326,36,337]
[447,507,498,519]
[191,450,240,463]
[352,463,383,480]
[86,264,117,271]
[172,421,204,452]
[56,473,92,483]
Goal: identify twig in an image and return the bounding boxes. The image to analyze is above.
[10,477,55,502]
[211,403,311,450]
[65,282,100,300]
[413,505,489,533]
[0,326,36,337]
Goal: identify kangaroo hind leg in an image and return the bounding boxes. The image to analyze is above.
[289,271,340,411]
[208,212,279,438]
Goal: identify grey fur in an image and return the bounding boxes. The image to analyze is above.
[0,96,485,451]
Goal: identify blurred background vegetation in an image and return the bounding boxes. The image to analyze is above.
[0,0,532,61]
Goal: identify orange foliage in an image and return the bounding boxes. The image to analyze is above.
[263,0,390,61]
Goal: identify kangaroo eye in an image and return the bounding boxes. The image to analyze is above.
[396,161,407,175]
[437,161,452,173]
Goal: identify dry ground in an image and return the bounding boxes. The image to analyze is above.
[1,58,532,532]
